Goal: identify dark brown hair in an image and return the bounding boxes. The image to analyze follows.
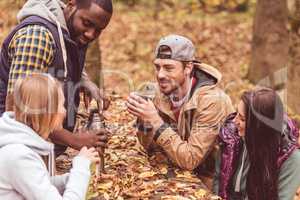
[242,88,284,200]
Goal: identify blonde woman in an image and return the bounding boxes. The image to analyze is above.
[0,74,100,200]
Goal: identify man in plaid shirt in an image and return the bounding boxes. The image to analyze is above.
[0,0,113,155]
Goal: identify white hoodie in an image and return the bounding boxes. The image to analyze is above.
[0,112,91,200]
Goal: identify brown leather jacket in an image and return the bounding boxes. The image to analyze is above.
[137,63,234,171]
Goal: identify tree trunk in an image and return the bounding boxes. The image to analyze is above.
[85,39,103,90]
[248,0,289,89]
[287,0,300,121]
[288,33,300,119]
[288,0,300,31]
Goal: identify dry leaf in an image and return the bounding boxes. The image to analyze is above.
[97,181,113,191]
[103,192,110,200]
[195,189,208,198]
[138,171,157,179]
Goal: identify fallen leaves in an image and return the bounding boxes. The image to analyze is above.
[138,171,157,179]
[71,98,221,199]
[58,89,228,200]
[194,189,208,199]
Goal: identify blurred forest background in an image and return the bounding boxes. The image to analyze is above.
[1,0,299,123]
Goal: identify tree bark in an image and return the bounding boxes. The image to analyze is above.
[287,0,300,119]
[248,0,289,89]
[288,33,300,117]
[85,39,103,89]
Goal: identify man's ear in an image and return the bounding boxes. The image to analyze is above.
[185,62,194,76]
[67,0,76,6]
[66,0,77,11]
[64,0,77,20]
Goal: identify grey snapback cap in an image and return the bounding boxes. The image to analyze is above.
[155,34,199,62]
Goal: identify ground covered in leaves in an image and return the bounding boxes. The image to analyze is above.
[57,97,222,200]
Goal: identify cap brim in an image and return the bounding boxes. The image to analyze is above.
[192,59,201,64]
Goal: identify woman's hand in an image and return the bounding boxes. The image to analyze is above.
[78,146,99,163]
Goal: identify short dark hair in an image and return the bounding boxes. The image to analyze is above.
[76,0,113,14]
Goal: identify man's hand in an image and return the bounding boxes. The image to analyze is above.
[126,93,163,132]
[73,128,109,150]
[82,80,110,110]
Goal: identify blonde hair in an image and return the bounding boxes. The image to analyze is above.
[13,73,63,139]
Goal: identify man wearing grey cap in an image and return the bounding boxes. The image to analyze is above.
[126,35,234,186]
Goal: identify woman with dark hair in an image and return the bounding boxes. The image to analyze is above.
[213,88,300,200]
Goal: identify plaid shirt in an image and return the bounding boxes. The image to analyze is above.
[7,24,55,93]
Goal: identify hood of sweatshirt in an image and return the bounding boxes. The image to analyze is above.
[0,112,54,156]
[0,112,55,175]
[17,0,68,32]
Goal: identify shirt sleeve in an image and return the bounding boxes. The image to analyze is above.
[50,173,70,195]
[8,145,91,200]
[7,24,55,93]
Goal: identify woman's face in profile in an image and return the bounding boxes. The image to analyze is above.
[234,101,246,137]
